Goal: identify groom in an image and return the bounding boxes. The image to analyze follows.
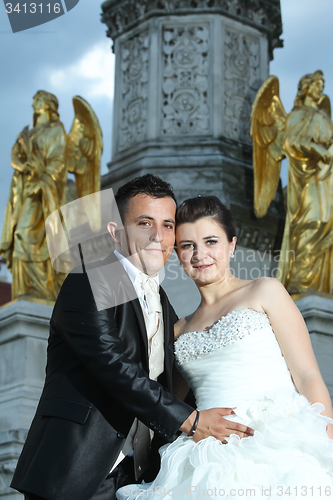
[11,174,253,500]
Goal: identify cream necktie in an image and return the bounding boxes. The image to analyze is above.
[132,273,163,480]
[136,274,162,340]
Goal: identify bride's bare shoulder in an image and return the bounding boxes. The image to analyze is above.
[174,314,194,340]
[251,276,285,291]
[237,277,288,316]
[250,276,288,303]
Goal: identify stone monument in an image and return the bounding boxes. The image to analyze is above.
[0,299,53,499]
[101,0,333,405]
[0,1,332,497]
[101,0,285,315]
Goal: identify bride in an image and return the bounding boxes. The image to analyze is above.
[118,195,333,499]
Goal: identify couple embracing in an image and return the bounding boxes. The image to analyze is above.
[11,175,333,500]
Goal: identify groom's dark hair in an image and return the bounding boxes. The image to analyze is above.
[115,174,177,223]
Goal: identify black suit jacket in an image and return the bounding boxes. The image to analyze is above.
[11,253,192,500]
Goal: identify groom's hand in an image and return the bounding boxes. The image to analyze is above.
[180,409,254,443]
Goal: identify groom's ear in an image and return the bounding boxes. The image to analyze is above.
[107,222,120,243]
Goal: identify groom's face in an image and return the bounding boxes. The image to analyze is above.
[115,194,176,276]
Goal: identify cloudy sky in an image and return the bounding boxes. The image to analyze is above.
[0,0,332,256]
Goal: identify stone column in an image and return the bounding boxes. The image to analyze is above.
[0,300,52,499]
[101,1,283,191]
[100,1,285,317]
[296,294,333,401]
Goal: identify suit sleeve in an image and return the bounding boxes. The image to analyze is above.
[55,272,193,438]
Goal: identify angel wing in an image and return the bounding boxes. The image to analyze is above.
[250,76,287,218]
[318,94,331,118]
[64,96,103,233]
[66,96,103,198]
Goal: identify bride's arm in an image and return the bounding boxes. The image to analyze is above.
[253,277,333,439]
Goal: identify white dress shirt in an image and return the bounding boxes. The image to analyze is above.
[110,250,165,473]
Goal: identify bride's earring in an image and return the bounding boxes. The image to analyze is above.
[230,253,235,259]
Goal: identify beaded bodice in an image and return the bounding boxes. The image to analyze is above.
[174,309,270,365]
[174,308,296,410]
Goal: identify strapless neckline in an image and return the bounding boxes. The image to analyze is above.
[175,307,269,345]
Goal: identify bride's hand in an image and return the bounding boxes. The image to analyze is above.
[327,423,333,440]
[181,408,254,443]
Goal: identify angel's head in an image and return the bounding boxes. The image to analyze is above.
[294,70,325,107]
[33,90,59,126]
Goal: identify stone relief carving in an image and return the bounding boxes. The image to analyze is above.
[0,462,16,495]
[223,29,261,144]
[118,30,149,152]
[0,430,27,495]
[102,0,282,58]
[235,223,276,253]
[162,24,210,136]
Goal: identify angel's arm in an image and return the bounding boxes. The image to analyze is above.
[44,123,67,182]
[11,149,30,174]
[11,141,31,174]
[285,109,333,166]
[23,123,67,200]
[299,139,332,164]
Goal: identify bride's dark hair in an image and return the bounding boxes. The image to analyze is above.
[176,196,236,243]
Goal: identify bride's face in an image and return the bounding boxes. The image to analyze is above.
[175,217,236,284]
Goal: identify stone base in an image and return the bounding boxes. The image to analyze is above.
[0,293,331,497]
[295,293,333,401]
[0,300,53,498]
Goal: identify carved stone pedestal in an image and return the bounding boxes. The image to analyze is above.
[101,5,281,194]
[0,300,52,499]
[295,294,333,401]
[101,0,285,316]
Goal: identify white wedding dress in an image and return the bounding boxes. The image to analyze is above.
[117,309,333,499]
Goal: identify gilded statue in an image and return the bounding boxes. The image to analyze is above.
[251,70,333,296]
[0,91,103,301]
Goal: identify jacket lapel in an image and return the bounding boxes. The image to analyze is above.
[101,253,174,380]
[130,297,148,358]
[159,286,174,391]
[102,252,149,361]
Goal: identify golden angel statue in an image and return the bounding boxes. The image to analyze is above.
[0,90,103,302]
[251,70,333,296]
